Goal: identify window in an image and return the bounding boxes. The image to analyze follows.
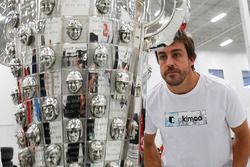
[242,70,250,88]
[208,69,224,79]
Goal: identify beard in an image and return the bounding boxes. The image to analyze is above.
[161,66,190,86]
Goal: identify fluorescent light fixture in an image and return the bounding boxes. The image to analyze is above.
[220,39,233,47]
[210,13,227,23]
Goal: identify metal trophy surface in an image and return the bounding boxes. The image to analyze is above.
[0,0,189,166]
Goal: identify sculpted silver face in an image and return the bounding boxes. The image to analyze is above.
[18,25,34,45]
[90,94,107,118]
[66,119,83,143]
[41,97,59,121]
[5,10,19,29]
[119,23,133,43]
[110,118,125,140]
[45,144,62,167]
[115,72,129,93]
[9,57,22,77]
[89,141,104,162]
[22,76,37,99]
[96,0,111,14]
[94,45,108,67]
[129,120,138,140]
[15,103,26,125]
[66,71,83,93]
[66,19,82,40]
[40,0,55,15]
[5,42,16,57]
[26,124,41,145]
[40,47,56,69]
[16,128,26,148]
[18,147,33,167]
[11,87,19,105]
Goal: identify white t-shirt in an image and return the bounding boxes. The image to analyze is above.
[145,74,246,167]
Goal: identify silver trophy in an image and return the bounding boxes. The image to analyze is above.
[0,0,189,166]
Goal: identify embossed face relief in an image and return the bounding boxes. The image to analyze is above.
[40,0,55,15]
[110,118,125,140]
[40,47,56,69]
[90,95,107,118]
[94,45,108,67]
[9,57,22,77]
[26,124,41,145]
[119,23,133,43]
[11,87,19,105]
[5,42,16,56]
[18,148,33,167]
[41,97,58,121]
[18,26,33,45]
[45,144,62,167]
[96,0,111,14]
[22,77,37,99]
[115,72,129,93]
[66,19,82,40]
[15,104,26,125]
[66,119,83,143]
[89,141,104,162]
[5,11,19,29]
[16,128,26,148]
[66,71,83,93]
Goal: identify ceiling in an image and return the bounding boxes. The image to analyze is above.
[185,0,247,52]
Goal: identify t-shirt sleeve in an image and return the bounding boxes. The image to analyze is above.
[225,86,246,128]
[145,112,157,134]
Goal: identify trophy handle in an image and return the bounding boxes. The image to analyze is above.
[144,0,189,43]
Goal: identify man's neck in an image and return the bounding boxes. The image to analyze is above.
[168,71,200,95]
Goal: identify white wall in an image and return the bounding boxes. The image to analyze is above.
[0,65,19,165]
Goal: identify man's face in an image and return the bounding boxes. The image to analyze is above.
[156,41,194,87]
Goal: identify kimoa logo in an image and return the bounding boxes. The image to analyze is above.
[181,115,203,122]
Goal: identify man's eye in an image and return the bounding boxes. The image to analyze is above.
[159,54,167,60]
[172,52,181,58]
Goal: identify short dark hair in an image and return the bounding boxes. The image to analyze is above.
[155,30,197,70]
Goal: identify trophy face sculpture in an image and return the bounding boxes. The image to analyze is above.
[0,0,189,166]
[45,144,62,167]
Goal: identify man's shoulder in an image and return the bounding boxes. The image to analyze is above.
[148,81,165,97]
[202,73,231,90]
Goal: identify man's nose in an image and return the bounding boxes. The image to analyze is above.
[166,56,175,67]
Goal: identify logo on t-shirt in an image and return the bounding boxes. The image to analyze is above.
[165,110,207,127]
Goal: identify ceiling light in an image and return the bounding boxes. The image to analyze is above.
[210,13,227,23]
[220,39,233,47]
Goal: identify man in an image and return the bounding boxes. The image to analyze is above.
[144,30,250,167]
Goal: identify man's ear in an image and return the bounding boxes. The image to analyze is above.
[155,51,159,64]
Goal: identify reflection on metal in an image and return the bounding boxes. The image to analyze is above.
[0,0,188,166]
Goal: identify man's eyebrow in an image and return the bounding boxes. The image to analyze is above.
[171,48,183,53]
